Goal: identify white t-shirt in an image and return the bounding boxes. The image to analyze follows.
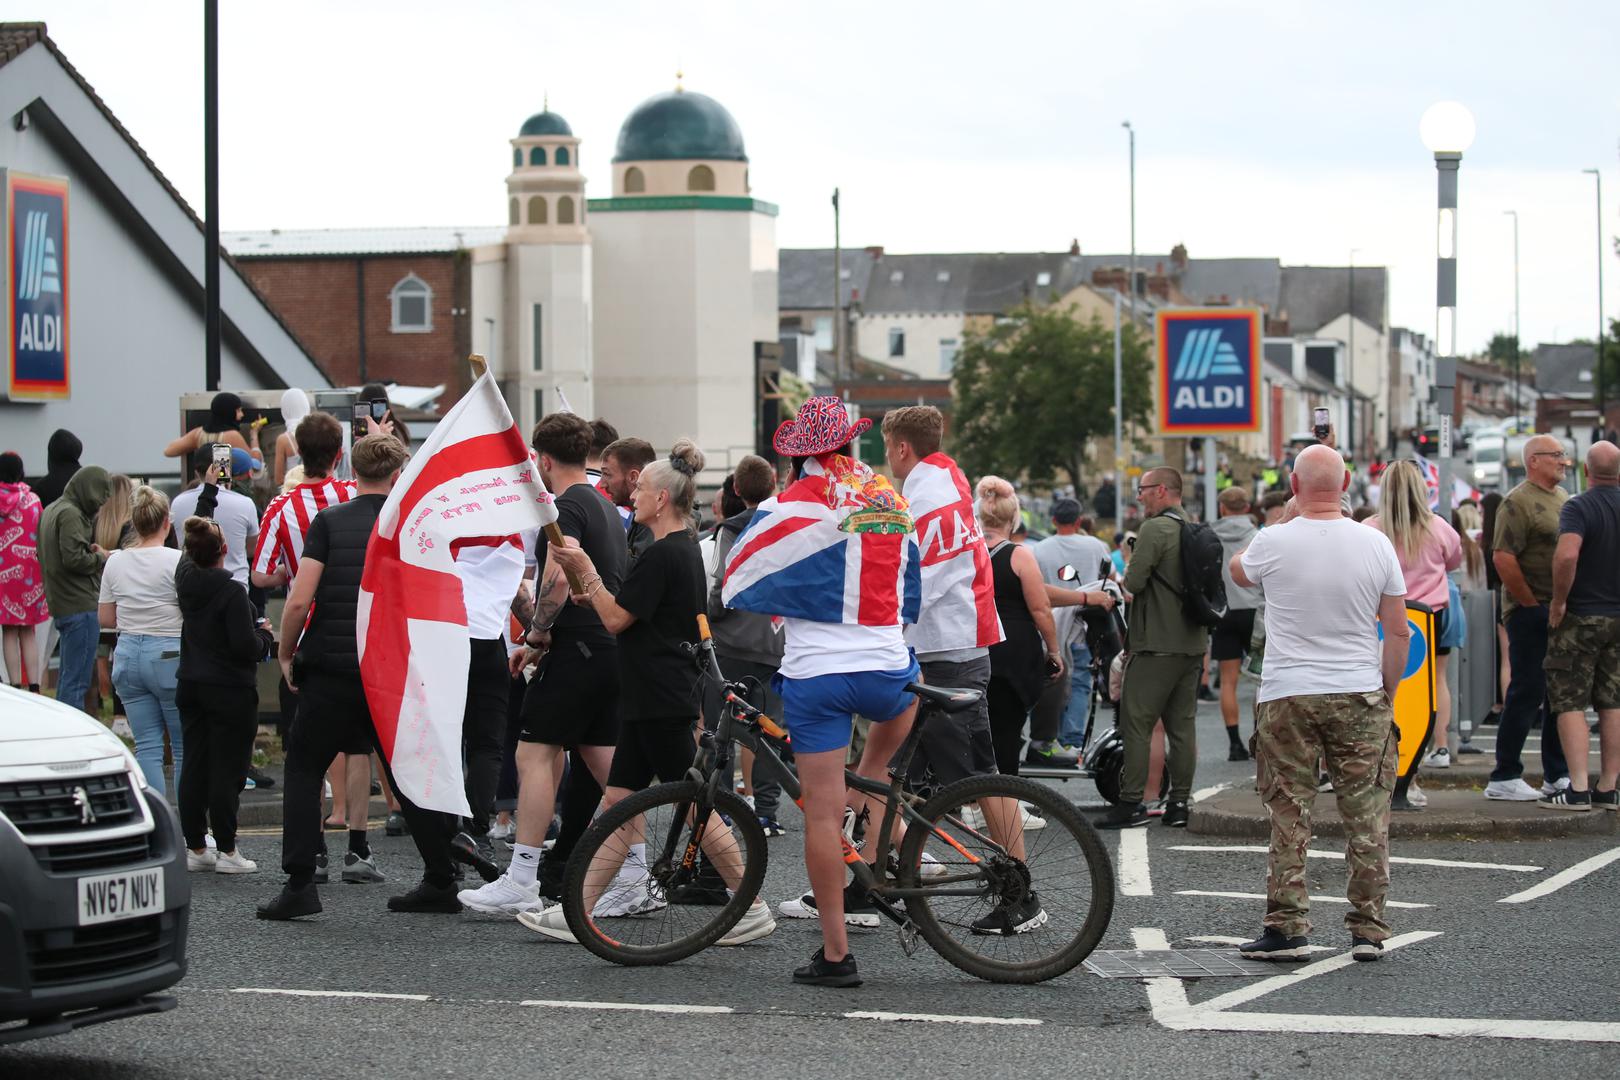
[779,617,911,680]
[170,486,259,589]
[1239,515,1406,704]
[97,547,183,637]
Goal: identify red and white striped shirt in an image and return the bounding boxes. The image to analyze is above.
[252,477,358,579]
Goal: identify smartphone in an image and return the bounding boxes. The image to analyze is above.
[211,442,232,481]
[370,399,390,424]
[352,401,371,442]
[1313,407,1331,442]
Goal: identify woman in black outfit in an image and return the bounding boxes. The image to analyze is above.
[175,514,274,874]
[975,477,1066,776]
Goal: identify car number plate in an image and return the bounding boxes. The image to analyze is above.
[77,867,164,926]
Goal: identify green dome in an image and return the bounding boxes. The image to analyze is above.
[613,90,746,163]
[518,111,572,137]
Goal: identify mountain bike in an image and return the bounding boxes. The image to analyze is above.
[559,616,1115,984]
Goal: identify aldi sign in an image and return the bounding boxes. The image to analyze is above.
[6,171,70,400]
[1155,307,1260,434]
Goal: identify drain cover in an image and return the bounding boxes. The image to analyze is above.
[1083,949,1277,979]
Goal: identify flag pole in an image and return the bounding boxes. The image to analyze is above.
[467,354,583,593]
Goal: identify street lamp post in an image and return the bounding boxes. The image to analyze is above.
[832,187,842,384]
[203,0,220,392]
[1583,168,1606,439]
[1420,101,1476,526]
[1348,248,1358,460]
[1122,121,1135,321]
[1504,209,1520,419]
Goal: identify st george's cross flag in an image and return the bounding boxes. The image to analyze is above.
[901,453,1003,653]
[356,372,557,816]
[722,454,921,627]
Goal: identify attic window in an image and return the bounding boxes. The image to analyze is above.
[937,270,951,283]
[390,274,433,333]
[1036,271,1052,287]
[889,270,904,284]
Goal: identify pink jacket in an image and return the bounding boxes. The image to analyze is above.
[1364,513,1462,609]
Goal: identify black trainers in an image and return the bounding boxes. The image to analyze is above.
[777,880,882,927]
[1228,743,1251,762]
[450,831,501,881]
[256,883,321,921]
[1160,800,1190,828]
[1539,787,1593,812]
[312,851,329,885]
[387,880,463,914]
[792,947,862,987]
[671,855,730,905]
[1593,787,1619,812]
[246,765,276,789]
[971,890,1048,936]
[1238,928,1311,961]
[1197,685,1217,702]
[1351,936,1384,961]
[1097,802,1150,829]
[385,811,409,837]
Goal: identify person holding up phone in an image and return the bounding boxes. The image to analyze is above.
[169,446,259,590]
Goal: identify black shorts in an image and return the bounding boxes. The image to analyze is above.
[606,715,698,791]
[290,671,375,757]
[911,656,997,788]
[1210,608,1257,663]
[518,637,621,747]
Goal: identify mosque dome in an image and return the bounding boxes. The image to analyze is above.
[612,89,746,163]
[518,110,573,137]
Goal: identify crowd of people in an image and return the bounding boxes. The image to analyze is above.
[2,383,1616,985]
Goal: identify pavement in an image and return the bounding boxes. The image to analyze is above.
[10,683,1618,1079]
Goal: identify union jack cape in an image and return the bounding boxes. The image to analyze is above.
[902,454,1003,653]
[722,455,921,627]
[356,372,557,817]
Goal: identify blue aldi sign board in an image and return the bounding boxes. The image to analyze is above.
[1155,307,1261,434]
[6,170,70,400]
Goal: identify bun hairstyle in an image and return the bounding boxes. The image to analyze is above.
[129,485,171,539]
[183,515,225,567]
[642,438,706,520]
[975,475,1020,533]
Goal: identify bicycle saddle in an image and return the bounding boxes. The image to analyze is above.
[907,682,984,712]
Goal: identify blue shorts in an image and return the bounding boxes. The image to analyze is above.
[774,660,921,755]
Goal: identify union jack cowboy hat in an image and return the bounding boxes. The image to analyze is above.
[773,395,871,456]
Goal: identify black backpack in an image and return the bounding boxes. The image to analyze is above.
[1154,510,1228,629]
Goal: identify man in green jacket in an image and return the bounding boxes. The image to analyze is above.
[1100,467,1209,829]
[39,465,111,716]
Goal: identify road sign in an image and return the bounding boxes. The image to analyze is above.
[1155,308,1261,435]
[1382,602,1436,782]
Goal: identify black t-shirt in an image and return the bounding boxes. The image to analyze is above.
[1560,485,1620,616]
[539,483,627,646]
[300,494,386,673]
[615,530,705,720]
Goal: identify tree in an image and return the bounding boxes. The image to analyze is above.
[1485,332,1520,369]
[950,301,1152,493]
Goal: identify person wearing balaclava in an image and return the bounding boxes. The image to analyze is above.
[28,428,82,508]
[163,390,263,473]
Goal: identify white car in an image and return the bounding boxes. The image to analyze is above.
[0,686,189,1044]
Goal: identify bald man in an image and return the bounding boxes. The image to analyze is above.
[1541,441,1620,810]
[1228,444,1409,960]
[1487,434,1572,801]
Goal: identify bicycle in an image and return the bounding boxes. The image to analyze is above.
[559,616,1116,984]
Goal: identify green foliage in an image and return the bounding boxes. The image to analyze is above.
[1485,333,1520,368]
[950,302,1152,492]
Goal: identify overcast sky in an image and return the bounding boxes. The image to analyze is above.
[31,0,1620,354]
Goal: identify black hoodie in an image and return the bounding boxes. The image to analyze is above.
[29,428,82,508]
[176,557,272,687]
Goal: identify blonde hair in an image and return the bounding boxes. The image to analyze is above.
[1377,461,1434,561]
[641,439,705,520]
[975,475,1020,533]
[351,433,409,481]
[1453,502,1485,584]
[129,485,171,540]
[95,473,135,551]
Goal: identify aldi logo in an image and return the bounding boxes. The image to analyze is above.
[6,171,70,400]
[1156,308,1261,434]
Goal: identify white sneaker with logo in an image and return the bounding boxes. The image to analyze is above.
[1541,777,1571,797]
[1485,778,1543,802]
[517,903,576,943]
[458,873,543,914]
[214,850,258,874]
[1423,747,1452,768]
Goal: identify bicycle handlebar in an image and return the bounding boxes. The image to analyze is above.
[692,616,789,741]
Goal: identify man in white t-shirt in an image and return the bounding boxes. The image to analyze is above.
[1228,445,1410,963]
[171,446,258,589]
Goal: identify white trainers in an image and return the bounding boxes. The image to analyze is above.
[517,903,576,943]
[1021,806,1048,831]
[204,832,217,852]
[1541,777,1571,797]
[777,891,820,920]
[214,850,259,874]
[919,852,949,878]
[1424,747,1452,769]
[592,873,667,918]
[186,848,217,872]
[959,804,1046,832]
[716,901,776,946]
[458,872,543,914]
[1406,781,1428,808]
[486,819,515,843]
[1485,778,1543,802]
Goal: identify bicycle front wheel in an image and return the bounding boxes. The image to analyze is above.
[897,774,1115,983]
[561,781,768,966]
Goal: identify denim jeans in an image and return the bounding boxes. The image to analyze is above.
[1057,641,1094,748]
[112,633,183,798]
[1491,605,1570,784]
[53,610,100,717]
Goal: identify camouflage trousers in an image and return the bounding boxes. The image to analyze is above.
[1255,691,1398,942]
[1545,613,1620,715]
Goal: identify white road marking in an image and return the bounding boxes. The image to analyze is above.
[1185,935,1336,953]
[1497,846,1620,904]
[521,1000,734,1014]
[1118,828,1153,896]
[1191,782,1232,803]
[844,1011,1041,1026]
[1175,890,1431,909]
[1167,844,1542,872]
[1191,932,1441,1014]
[232,988,431,1001]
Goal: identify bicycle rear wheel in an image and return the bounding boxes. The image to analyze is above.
[897,774,1114,983]
[561,781,768,966]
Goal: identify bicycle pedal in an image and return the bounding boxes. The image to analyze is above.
[896,920,922,958]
